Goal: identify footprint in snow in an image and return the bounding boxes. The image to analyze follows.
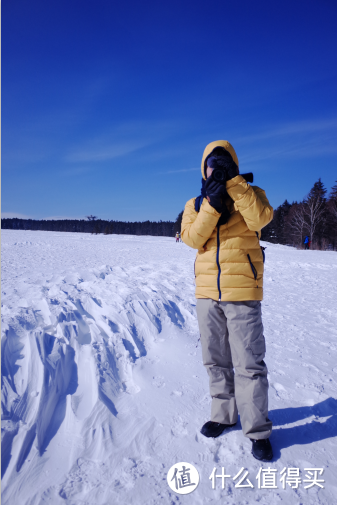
[171,416,188,437]
[152,376,165,388]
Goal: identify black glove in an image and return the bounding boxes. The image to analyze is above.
[207,156,238,181]
[204,177,227,213]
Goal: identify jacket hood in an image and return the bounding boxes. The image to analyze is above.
[201,140,239,180]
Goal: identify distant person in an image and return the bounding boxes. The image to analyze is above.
[175,231,180,243]
[308,239,312,249]
[304,236,309,250]
[181,140,274,462]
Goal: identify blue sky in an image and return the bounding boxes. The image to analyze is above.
[2,0,337,222]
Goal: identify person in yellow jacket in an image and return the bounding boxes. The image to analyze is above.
[181,140,274,462]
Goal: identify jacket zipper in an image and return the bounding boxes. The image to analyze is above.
[216,225,222,301]
[247,254,258,288]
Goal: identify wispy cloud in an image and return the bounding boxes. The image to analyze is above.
[65,120,179,164]
[65,140,153,163]
[158,167,199,175]
[233,117,337,166]
[236,118,337,144]
[139,145,191,163]
[239,143,337,165]
[1,212,33,219]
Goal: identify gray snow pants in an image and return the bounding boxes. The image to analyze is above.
[196,299,272,440]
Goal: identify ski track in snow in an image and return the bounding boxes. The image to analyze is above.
[1,230,337,505]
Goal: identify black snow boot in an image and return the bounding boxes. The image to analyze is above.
[200,421,236,438]
[251,438,273,461]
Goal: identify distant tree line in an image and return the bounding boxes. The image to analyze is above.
[1,217,176,237]
[2,179,336,248]
[261,179,337,250]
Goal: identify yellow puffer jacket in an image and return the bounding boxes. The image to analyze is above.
[181,140,273,301]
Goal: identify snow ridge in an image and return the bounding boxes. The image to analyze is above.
[2,231,337,505]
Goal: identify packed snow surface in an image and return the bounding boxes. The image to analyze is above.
[1,229,337,505]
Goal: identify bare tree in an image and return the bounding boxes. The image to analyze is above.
[287,203,307,246]
[303,179,327,246]
[303,198,325,244]
[86,215,97,221]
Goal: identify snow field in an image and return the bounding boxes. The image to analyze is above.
[1,230,337,505]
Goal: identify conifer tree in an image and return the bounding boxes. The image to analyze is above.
[287,202,307,247]
[267,200,292,244]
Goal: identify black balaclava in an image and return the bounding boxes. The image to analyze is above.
[204,147,238,178]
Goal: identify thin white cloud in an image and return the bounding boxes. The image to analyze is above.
[1,212,33,219]
[158,167,200,175]
[233,117,337,167]
[235,117,337,145]
[239,141,337,166]
[139,145,190,162]
[65,120,178,164]
[65,140,152,163]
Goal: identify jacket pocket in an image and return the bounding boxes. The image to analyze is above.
[247,254,258,288]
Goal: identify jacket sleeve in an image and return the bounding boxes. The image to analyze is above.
[226,175,273,231]
[181,197,220,249]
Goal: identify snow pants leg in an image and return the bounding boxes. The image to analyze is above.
[196,299,272,440]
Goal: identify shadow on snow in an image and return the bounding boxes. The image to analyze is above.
[269,397,337,460]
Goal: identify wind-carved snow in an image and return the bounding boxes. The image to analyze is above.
[1,230,337,505]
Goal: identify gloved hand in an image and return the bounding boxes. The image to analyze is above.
[204,177,227,213]
[224,159,238,180]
